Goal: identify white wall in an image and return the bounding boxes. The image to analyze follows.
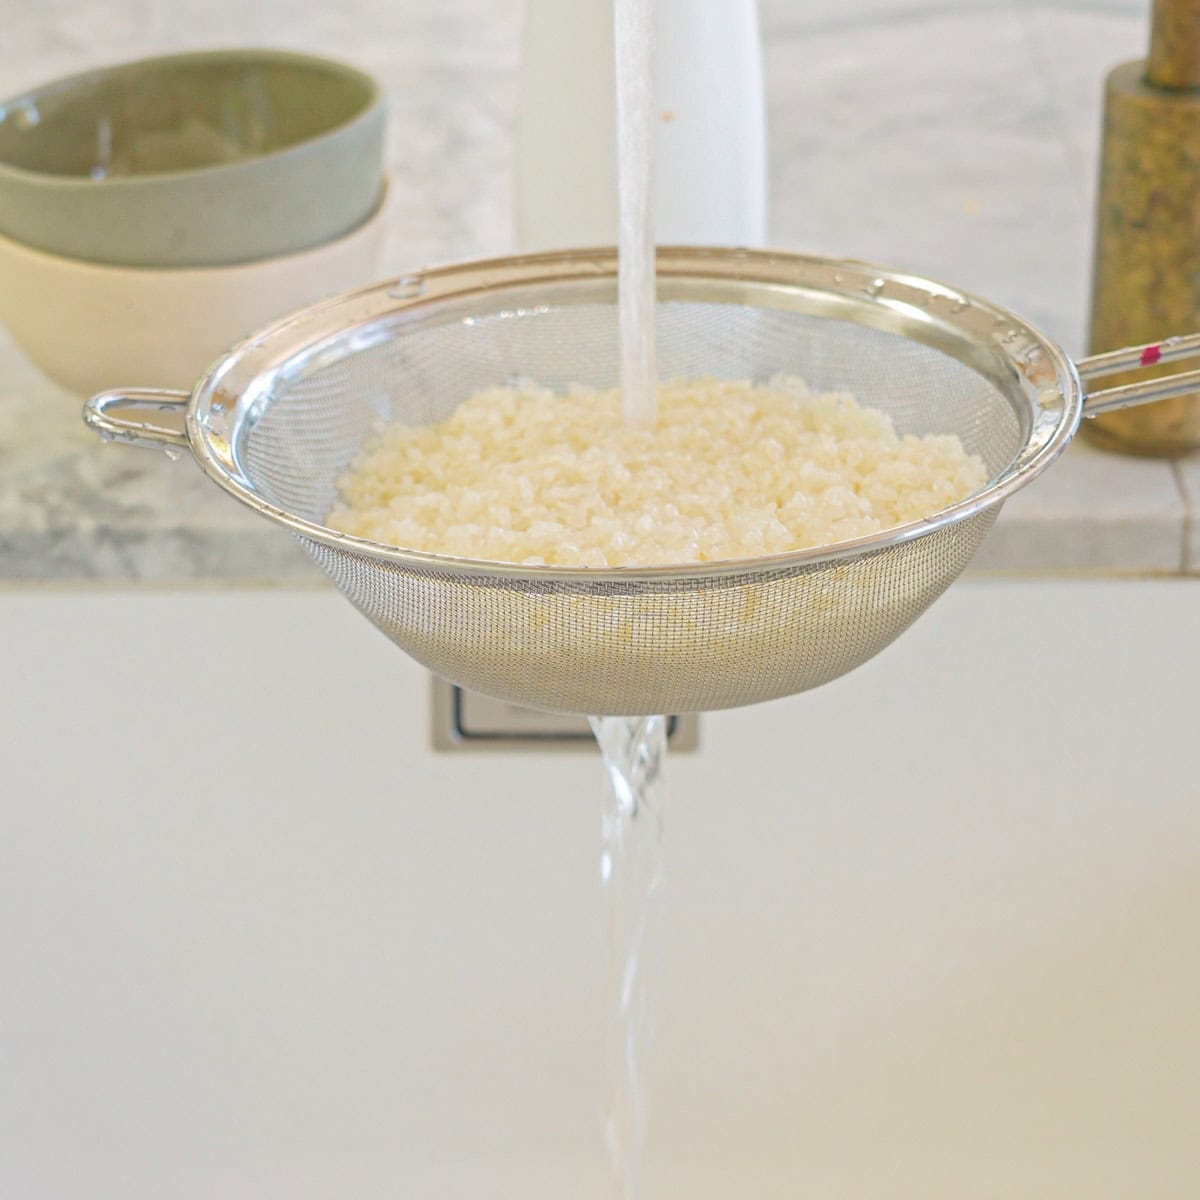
[2,580,1197,1198]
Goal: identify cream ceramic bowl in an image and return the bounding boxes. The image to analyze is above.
[0,175,392,395]
[0,49,386,267]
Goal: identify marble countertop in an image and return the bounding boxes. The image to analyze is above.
[0,0,1196,583]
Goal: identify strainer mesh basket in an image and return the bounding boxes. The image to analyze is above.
[176,250,1078,714]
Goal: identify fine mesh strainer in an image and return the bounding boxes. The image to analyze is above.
[83,247,1200,715]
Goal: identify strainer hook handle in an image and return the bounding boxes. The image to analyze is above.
[1077,332,1200,415]
[83,388,190,451]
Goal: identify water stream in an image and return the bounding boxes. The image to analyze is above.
[614,0,658,427]
[599,5,665,1196]
[591,715,669,1200]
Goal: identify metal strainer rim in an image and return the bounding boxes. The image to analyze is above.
[182,246,1083,583]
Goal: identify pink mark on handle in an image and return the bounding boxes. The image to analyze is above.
[1140,344,1163,366]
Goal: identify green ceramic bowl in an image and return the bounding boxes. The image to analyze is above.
[0,49,386,267]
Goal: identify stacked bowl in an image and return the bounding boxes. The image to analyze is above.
[0,49,390,393]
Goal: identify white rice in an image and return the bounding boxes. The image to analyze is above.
[326,377,988,566]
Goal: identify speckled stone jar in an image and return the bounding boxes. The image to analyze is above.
[1086,0,1200,456]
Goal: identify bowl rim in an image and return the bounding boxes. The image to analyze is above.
[0,47,384,189]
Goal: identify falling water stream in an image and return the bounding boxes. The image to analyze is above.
[591,716,668,1200]
[595,3,665,1197]
[615,0,658,427]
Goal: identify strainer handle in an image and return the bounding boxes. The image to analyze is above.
[1077,333,1200,416]
[83,388,190,450]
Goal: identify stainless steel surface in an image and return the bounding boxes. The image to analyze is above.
[1077,332,1200,416]
[1083,365,1200,415]
[81,247,1200,715]
[1078,331,1200,379]
[83,387,190,450]
[431,678,700,751]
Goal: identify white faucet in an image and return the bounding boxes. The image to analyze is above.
[515,0,768,250]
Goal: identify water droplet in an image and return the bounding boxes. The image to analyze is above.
[865,277,885,298]
[832,272,845,286]
[390,276,425,300]
[163,446,182,462]
[949,298,969,315]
